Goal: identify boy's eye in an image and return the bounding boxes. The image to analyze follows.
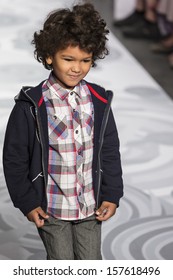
[63,58,92,63]
[64,58,73,61]
[83,59,92,63]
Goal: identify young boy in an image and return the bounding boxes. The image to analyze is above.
[3,3,123,260]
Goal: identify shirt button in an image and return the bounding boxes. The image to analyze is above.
[73,109,76,112]
[75,130,79,134]
[53,115,57,120]
[70,92,73,96]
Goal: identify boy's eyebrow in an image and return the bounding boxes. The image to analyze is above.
[61,54,93,59]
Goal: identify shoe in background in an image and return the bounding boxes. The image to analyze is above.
[113,10,144,27]
[122,19,162,40]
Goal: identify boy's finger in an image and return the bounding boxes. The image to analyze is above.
[96,211,110,221]
[35,218,45,228]
[37,208,49,219]
[95,207,108,216]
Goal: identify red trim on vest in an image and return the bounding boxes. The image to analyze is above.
[38,85,107,106]
[38,96,44,107]
[87,84,108,104]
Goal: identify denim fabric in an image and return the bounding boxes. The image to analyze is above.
[38,215,102,260]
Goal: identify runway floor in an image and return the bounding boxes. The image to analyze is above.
[0,0,173,260]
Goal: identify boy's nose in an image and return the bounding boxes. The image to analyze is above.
[71,63,81,73]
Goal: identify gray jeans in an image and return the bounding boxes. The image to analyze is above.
[38,214,102,260]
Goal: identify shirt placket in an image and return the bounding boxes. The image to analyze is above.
[68,91,85,212]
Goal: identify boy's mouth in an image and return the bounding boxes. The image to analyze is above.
[69,75,81,79]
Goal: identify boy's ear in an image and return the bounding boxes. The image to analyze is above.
[46,57,52,65]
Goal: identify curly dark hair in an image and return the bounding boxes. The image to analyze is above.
[32,3,109,70]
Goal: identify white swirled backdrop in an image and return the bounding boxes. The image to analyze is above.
[0,0,173,260]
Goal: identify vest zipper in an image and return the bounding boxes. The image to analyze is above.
[23,89,48,210]
[95,90,113,209]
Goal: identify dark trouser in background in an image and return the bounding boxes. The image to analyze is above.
[38,214,102,260]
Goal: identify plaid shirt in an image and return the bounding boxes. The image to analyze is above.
[42,73,96,220]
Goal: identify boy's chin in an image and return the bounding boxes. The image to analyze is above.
[64,82,80,89]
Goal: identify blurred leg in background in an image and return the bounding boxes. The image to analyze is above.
[122,0,161,40]
[151,0,173,68]
[114,0,161,40]
[113,0,145,27]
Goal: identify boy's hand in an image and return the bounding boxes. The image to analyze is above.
[95,201,117,221]
[27,207,49,228]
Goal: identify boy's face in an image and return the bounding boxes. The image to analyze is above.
[46,45,93,89]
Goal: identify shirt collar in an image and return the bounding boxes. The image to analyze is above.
[46,72,81,100]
